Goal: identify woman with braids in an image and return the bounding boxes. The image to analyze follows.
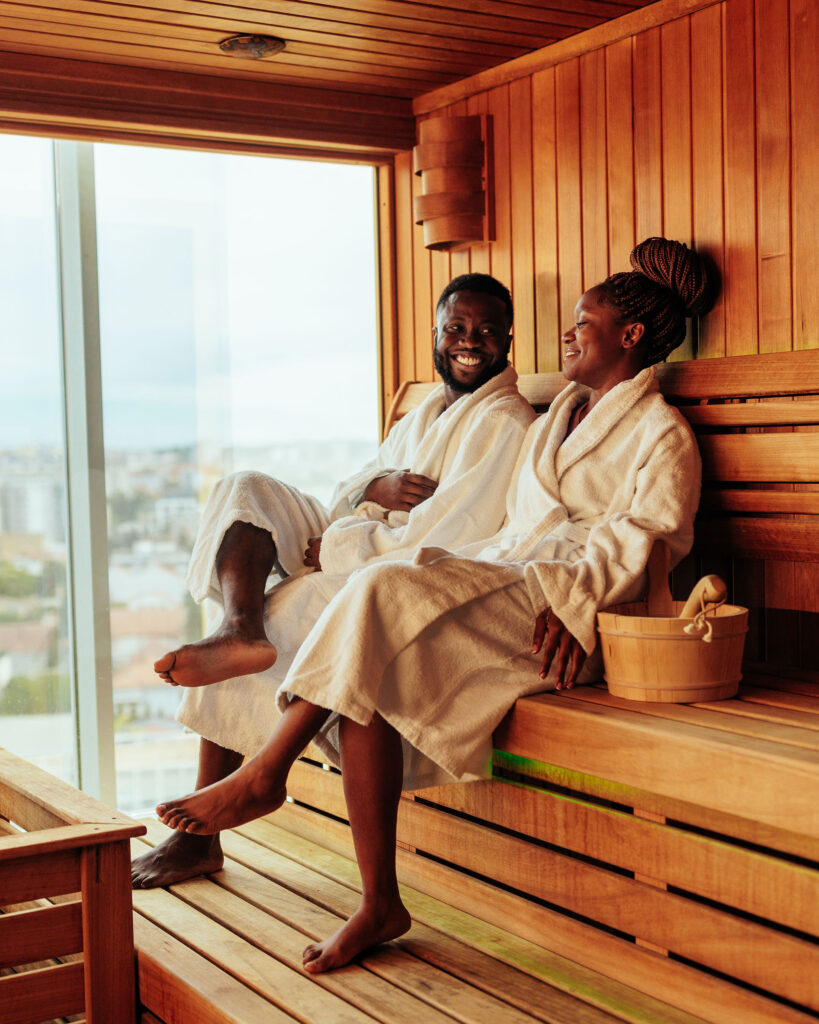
[156,237,716,973]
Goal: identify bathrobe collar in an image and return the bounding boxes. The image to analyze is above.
[553,366,658,478]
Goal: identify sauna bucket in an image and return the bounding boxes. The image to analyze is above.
[596,544,748,703]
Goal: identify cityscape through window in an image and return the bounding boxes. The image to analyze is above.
[0,135,379,814]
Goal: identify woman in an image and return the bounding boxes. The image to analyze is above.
[156,236,715,973]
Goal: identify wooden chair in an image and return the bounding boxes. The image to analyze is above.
[0,748,146,1024]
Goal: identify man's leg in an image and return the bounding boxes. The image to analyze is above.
[131,738,243,888]
[154,520,278,687]
[303,712,410,973]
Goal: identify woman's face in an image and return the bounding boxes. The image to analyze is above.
[561,286,642,393]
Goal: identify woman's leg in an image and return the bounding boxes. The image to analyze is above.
[154,520,278,687]
[156,698,331,834]
[303,712,410,973]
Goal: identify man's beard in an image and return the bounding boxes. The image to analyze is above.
[432,348,509,394]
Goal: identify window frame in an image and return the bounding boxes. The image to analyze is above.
[55,140,117,804]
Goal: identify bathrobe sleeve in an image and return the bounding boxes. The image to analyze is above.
[325,405,425,520]
[318,398,534,576]
[523,418,701,655]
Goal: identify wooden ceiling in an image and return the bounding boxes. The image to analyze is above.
[0,1,657,160]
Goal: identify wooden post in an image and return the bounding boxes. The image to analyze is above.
[81,840,138,1023]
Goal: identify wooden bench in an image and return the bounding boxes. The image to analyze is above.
[279,350,819,1023]
[0,748,146,1024]
[38,350,819,1024]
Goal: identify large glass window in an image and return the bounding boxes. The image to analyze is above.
[0,136,379,814]
[0,137,76,785]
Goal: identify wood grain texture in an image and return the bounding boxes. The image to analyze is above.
[509,77,536,374]
[790,0,819,350]
[414,0,724,114]
[0,848,80,905]
[698,433,819,482]
[291,755,819,936]
[134,913,293,1024]
[722,0,758,356]
[0,748,144,835]
[0,900,82,967]
[495,691,819,840]
[555,59,583,333]
[267,802,813,1024]
[389,0,816,422]
[221,817,711,1024]
[135,886,377,1024]
[130,820,639,1024]
[579,47,608,290]
[605,37,635,272]
[531,67,559,372]
[755,0,792,353]
[0,960,85,1024]
[690,3,725,358]
[487,85,512,291]
[81,840,137,1024]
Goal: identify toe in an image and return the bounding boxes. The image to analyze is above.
[153,651,176,673]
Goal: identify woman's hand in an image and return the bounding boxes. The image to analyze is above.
[304,536,322,570]
[363,471,438,512]
[531,609,586,690]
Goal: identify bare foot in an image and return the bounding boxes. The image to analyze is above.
[154,628,277,688]
[156,764,286,835]
[302,898,411,973]
[131,830,223,889]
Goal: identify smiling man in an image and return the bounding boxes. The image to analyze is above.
[133,273,535,889]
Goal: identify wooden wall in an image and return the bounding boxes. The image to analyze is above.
[379,0,818,412]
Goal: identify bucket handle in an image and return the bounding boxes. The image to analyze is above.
[646,541,674,617]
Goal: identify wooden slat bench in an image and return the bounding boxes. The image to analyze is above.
[131,817,707,1024]
[279,350,818,1023]
[0,748,146,1024]
[133,350,818,1024]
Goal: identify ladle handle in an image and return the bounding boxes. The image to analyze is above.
[680,575,727,619]
[646,541,674,617]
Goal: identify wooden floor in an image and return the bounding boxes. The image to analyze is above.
[131,817,707,1024]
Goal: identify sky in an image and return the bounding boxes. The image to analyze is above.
[0,135,380,452]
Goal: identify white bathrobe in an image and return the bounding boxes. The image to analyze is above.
[276,366,701,789]
[177,365,534,751]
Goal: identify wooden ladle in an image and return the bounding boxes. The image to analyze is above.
[646,541,727,619]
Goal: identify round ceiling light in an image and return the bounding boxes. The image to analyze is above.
[219,35,286,59]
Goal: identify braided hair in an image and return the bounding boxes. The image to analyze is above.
[598,237,713,365]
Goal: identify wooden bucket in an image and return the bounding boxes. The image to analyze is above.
[597,600,748,702]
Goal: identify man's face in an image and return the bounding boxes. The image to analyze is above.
[433,291,511,395]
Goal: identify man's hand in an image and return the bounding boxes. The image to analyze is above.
[531,609,586,691]
[304,536,322,570]
[363,471,438,512]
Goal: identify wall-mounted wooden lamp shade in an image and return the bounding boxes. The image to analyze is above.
[412,115,492,251]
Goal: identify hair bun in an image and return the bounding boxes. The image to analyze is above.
[629,237,711,317]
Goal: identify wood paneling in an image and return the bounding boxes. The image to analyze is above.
[0,1,660,159]
[391,0,817,383]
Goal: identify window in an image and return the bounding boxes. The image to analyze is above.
[0,137,75,785]
[0,136,379,813]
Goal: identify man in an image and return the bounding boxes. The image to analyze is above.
[132,272,535,887]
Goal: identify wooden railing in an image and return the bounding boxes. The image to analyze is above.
[0,748,146,1024]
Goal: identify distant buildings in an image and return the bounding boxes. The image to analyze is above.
[0,436,376,811]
